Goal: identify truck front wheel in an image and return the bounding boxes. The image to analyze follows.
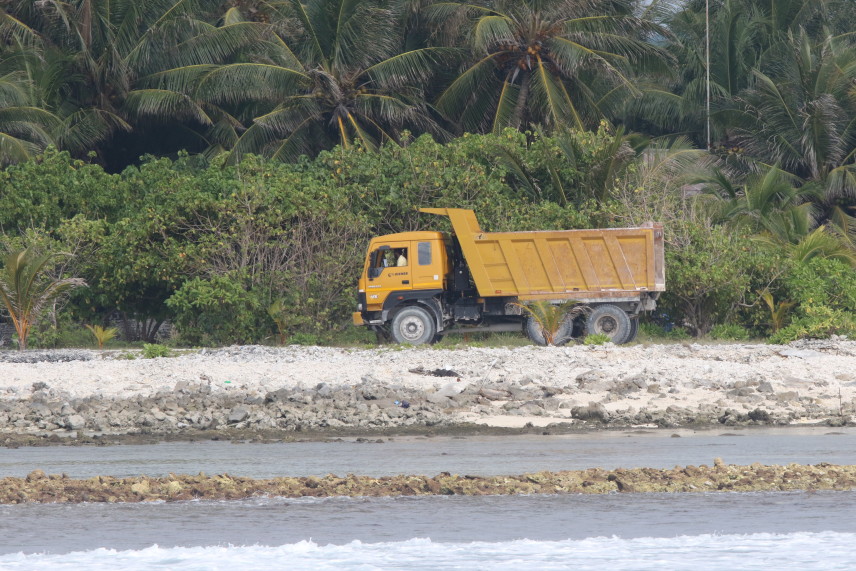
[585,304,632,344]
[390,306,436,345]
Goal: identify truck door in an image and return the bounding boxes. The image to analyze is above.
[364,242,412,309]
[411,240,444,291]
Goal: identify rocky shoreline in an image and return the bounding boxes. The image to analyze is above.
[4,461,855,504]
[1,339,855,446]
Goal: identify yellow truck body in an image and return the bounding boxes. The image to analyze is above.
[420,208,665,301]
[354,208,665,345]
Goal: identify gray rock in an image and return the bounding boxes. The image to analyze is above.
[576,370,614,392]
[508,387,538,400]
[227,407,250,423]
[0,349,95,363]
[571,402,609,423]
[65,414,86,430]
[518,401,545,415]
[777,348,823,359]
[479,387,510,400]
[610,379,646,395]
[427,381,467,403]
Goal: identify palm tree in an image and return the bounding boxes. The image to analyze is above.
[708,166,817,230]
[493,124,636,206]
[624,0,853,147]
[0,248,85,350]
[732,31,856,203]
[703,166,856,267]
[642,0,765,142]
[0,0,265,167]
[429,0,669,134]
[149,0,452,162]
[0,69,59,164]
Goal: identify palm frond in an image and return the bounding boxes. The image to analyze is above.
[0,132,42,165]
[472,15,514,53]
[124,89,214,125]
[491,80,520,133]
[436,53,500,129]
[530,59,580,129]
[55,108,131,153]
[196,63,310,104]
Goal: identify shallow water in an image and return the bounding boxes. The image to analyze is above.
[2,426,855,479]
[3,427,855,568]
[2,491,856,555]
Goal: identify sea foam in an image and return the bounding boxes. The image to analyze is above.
[0,532,852,571]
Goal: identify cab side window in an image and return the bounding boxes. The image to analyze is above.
[368,248,394,277]
[418,242,431,266]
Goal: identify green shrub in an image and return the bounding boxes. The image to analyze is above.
[709,323,751,341]
[657,220,759,337]
[769,304,856,343]
[583,333,611,345]
[166,275,268,346]
[638,321,691,340]
[768,258,856,342]
[142,343,171,358]
[289,332,322,346]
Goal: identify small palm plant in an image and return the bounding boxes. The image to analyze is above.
[85,324,119,349]
[268,299,288,345]
[759,290,795,334]
[516,300,586,346]
[0,248,85,350]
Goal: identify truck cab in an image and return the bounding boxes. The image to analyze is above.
[354,231,451,341]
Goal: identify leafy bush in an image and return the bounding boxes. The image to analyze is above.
[709,323,751,341]
[638,321,691,341]
[142,343,171,358]
[583,333,611,345]
[289,332,322,346]
[768,258,856,343]
[657,220,760,337]
[166,275,268,346]
[769,306,855,344]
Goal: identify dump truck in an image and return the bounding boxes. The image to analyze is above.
[353,208,665,345]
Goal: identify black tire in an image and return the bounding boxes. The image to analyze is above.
[389,306,436,345]
[372,326,391,344]
[625,318,639,343]
[585,304,632,344]
[525,314,574,346]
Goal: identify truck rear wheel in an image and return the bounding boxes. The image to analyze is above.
[525,315,574,346]
[585,304,632,344]
[390,306,436,345]
[625,318,639,343]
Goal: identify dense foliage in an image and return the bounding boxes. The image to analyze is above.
[0,0,854,346]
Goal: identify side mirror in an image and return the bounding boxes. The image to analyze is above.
[368,267,381,279]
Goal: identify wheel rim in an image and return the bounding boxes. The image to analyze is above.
[597,316,618,335]
[399,315,426,342]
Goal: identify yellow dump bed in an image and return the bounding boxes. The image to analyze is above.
[421,208,665,301]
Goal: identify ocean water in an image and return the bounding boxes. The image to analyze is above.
[2,427,854,479]
[1,532,853,570]
[3,492,856,569]
[2,430,855,569]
